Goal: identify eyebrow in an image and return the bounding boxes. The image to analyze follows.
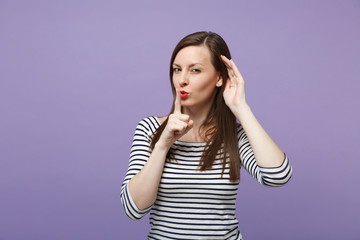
[173,63,204,67]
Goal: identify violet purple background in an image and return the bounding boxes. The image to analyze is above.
[1,0,359,239]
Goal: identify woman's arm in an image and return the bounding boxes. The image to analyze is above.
[120,117,161,220]
[234,104,284,167]
[127,141,168,210]
[124,89,193,212]
[221,55,285,168]
[237,124,292,186]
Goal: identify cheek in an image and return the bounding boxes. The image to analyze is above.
[197,77,217,91]
[193,83,217,101]
[204,85,217,96]
[171,77,178,88]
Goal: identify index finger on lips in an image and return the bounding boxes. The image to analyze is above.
[174,88,182,114]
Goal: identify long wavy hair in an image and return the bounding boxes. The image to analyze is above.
[150,31,241,182]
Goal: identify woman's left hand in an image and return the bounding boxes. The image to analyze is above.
[220,55,247,112]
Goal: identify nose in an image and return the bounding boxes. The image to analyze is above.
[178,72,189,87]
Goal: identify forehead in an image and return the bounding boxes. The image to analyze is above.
[174,45,212,65]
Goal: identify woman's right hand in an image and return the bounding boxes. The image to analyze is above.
[157,89,193,149]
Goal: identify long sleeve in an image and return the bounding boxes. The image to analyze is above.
[120,117,159,220]
[237,124,292,186]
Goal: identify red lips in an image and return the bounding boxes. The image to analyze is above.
[180,90,189,99]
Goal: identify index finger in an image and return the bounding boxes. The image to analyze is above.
[221,55,235,77]
[230,59,244,81]
[220,55,232,68]
[174,88,182,113]
[221,55,242,79]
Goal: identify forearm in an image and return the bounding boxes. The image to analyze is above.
[234,104,285,168]
[128,142,168,210]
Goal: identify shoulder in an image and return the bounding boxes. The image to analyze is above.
[135,116,164,135]
[157,116,167,125]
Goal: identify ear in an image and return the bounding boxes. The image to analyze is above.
[216,76,223,87]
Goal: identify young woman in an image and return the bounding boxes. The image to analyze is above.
[121,31,292,240]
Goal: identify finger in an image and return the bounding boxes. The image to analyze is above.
[174,88,182,113]
[174,119,193,136]
[221,55,236,79]
[180,119,193,136]
[177,114,190,122]
[175,121,188,131]
[187,119,193,129]
[221,55,232,69]
[230,59,244,80]
[173,121,188,135]
[168,114,191,133]
[220,55,230,64]
[224,78,231,89]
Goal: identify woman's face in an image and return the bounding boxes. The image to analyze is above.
[172,45,222,111]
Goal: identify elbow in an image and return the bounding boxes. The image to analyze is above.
[261,164,293,187]
[120,184,151,220]
[125,208,143,221]
[262,169,292,187]
[120,193,145,221]
[120,192,140,220]
[259,155,293,187]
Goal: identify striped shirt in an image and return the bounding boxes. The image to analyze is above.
[121,116,292,240]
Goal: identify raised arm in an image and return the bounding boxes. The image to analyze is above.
[237,124,292,186]
[221,55,290,170]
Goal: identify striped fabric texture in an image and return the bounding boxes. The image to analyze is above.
[121,116,292,240]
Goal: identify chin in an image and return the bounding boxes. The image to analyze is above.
[180,100,194,107]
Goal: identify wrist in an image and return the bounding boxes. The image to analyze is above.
[233,102,251,121]
[154,140,171,152]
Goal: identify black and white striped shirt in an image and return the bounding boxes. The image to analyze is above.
[121,116,292,240]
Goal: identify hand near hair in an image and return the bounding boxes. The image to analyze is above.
[157,89,193,150]
[220,55,248,113]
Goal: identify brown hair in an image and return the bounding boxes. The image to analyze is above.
[150,31,240,182]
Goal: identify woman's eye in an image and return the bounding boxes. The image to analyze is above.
[192,69,200,73]
[174,68,181,72]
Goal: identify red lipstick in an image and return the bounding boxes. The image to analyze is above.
[180,90,189,99]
